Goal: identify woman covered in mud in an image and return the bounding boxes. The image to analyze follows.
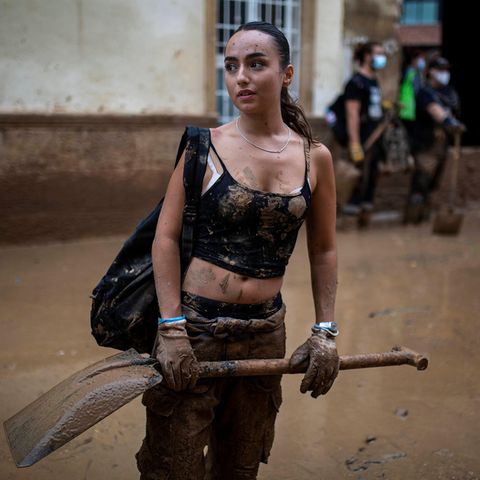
[136,22,339,480]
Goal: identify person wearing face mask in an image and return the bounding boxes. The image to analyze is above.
[341,41,387,222]
[404,55,465,223]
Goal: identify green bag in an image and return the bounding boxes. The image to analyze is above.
[398,69,416,121]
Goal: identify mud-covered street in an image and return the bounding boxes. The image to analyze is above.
[1,214,479,480]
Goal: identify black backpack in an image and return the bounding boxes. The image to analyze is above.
[326,93,348,147]
[90,126,210,353]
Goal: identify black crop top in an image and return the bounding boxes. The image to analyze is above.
[192,143,312,279]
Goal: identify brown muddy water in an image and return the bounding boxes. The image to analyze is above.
[1,214,479,479]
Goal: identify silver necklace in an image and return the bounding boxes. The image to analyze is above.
[235,117,291,154]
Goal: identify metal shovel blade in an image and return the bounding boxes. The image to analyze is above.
[4,349,162,468]
[432,205,464,235]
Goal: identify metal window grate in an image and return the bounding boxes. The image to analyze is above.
[216,0,301,124]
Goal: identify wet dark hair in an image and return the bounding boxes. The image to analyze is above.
[354,41,382,65]
[231,21,315,145]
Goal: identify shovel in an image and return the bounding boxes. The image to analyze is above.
[4,346,428,468]
[432,130,464,235]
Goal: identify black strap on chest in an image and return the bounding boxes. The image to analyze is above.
[176,126,210,274]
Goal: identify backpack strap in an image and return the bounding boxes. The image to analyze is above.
[180,126,210,273]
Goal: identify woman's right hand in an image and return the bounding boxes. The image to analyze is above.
[153,320,199,391]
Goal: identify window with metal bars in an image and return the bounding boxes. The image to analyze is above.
[216,0,301,124]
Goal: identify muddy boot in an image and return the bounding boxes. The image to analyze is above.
[357,210,370,229]
[339,203,361,230]
[357,203,373,229]
[404,194,424,224]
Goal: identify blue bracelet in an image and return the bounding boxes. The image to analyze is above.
[158,315,186,325]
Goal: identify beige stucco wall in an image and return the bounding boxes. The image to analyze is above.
[311,0,345,116]
[309,0,402,115]
[0,0,207,115]
[343,0,402,100]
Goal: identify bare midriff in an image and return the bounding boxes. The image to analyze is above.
[182,256,283,304]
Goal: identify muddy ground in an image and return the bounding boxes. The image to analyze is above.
[1,212,479,480]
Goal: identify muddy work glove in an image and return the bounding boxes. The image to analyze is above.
[153,318,199,392]
[289,329,339,398]
[443,116,466,135]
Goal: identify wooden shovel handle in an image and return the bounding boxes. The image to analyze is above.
[197,346,428,378]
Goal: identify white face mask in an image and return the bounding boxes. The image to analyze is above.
[416,58,426,71]
[432,70,450,86]
[372,54,387,70]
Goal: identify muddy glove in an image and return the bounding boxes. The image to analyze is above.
[443,116,466,134]
[289,331,339,398]
[153,319,199,392]
[348,142,365,165]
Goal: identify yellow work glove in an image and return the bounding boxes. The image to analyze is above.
[348,142,364,164]
[382,99,394,110]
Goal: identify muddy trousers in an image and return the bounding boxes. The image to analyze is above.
[136,293,286,480]
[410,130,448,202]
[349,140,384,207]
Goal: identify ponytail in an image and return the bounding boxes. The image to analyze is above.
[281,88,315,146]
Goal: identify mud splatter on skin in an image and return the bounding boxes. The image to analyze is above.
[242,166,258,188]
[275,170,287,192]
[219,274,230,294]
[188,267,216,286]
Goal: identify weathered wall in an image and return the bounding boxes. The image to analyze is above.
[1,0,478,244]
[0,0,215,244]
[3,116,477,244]
[343,0,402,101]
[311,0,345,115]
[0,0,208,115]
[0,115,214,243]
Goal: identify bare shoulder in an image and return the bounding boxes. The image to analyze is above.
[310,141,333,169]
[210,121,235,147]
[309,142,334,191]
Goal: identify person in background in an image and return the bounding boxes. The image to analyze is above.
[404,55,465,223]
[342,41,386,224]
[398,48,426,141]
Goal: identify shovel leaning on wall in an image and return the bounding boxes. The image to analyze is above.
[4,346,428,468]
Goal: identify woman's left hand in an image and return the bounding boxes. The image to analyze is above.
[289,333,339,398]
